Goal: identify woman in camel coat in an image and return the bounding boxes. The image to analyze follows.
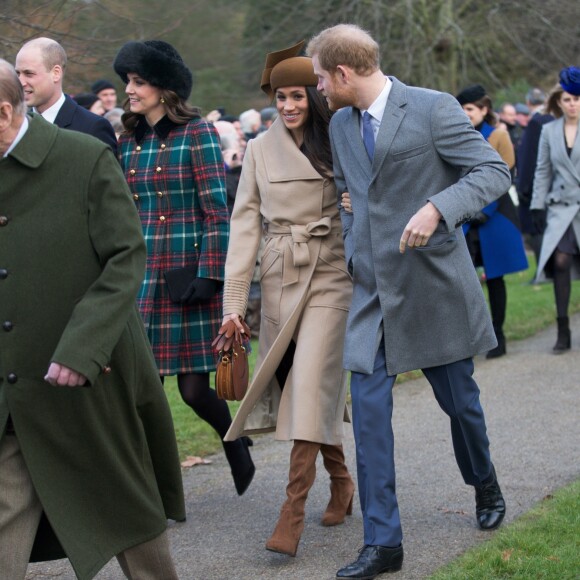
[221,42,353,557]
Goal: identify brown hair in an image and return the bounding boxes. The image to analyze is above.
[306,24,380,76]
[545,83,565,119]
[470,96,498,126]
[121,88,201,134]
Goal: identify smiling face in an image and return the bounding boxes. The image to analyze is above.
[462,103,487,127]
[15,45,62,113]
[125,73,165,125]
[275,86,310,141]
[96,88,117,111]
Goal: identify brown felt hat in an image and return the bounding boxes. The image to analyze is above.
[260,40,318,99]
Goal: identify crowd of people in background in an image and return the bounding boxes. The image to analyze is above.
[1,27,578,580]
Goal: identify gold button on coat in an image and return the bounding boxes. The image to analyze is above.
[133,194,139,201]
[129,169,136,175]
[157,191,163,197]
[156,167,162,173]
[159,216,166,222]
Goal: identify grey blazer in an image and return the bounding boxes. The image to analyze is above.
[330,77,512,375]
[530,117,580,281]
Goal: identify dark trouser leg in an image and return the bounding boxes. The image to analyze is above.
[422,358,492,486]
[553,250,572,318]
[350,345,401,547]
[486,276,507,358]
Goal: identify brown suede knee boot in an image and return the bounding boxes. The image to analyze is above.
[265,440,320,556]
[320,443,355,526]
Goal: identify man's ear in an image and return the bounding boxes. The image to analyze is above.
[0,101,14,132]
[51,64,63,84]
[335,65,350,84]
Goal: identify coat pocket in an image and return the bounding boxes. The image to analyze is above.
[391,143,429,162]
[260,248,282,324]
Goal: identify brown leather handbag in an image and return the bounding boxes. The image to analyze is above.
[212,319,251,401]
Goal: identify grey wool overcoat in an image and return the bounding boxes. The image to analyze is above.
[530,116,580,281]
[330,78,512,376]
[0,115,185,580]
[223,117,352,444]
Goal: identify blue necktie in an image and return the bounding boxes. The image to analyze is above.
[362,111,375,161]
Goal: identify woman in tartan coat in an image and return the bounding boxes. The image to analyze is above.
[114,40,254,496]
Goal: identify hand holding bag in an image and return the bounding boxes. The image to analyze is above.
[212,319,251,401]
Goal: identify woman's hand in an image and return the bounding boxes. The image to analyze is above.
[222,312,247,333]
[341,191,353,213]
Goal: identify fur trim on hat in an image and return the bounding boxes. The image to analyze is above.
[455,84,487,106]
[113,40,193,100]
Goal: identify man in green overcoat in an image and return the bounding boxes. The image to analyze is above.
[0,59,185,580]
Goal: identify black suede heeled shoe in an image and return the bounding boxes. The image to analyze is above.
[223,436,255,496]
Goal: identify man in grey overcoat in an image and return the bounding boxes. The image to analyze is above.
[307,25,511,579]
[0,60,184,580]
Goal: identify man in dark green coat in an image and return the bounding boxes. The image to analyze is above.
[0,59,185,580]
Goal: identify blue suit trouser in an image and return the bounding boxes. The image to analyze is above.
[350,345,492,547]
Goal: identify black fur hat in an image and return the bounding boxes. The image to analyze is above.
[455,84,487,106]
[113,40,193,100]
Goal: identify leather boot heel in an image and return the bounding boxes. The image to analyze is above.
[320,444,355,527]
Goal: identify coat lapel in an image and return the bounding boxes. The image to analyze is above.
[568,120,580,182]
[262,117,322,182]
[372,78,406,178]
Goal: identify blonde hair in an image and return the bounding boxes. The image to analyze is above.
[21,37,67,72]
[0,59,27,116]
[306,24,380,76]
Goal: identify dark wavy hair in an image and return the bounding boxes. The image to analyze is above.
[299,86,334,178]
[120,88,201,135]
[470,95,498,127]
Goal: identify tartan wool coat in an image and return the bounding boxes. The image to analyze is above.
[0,115,185,580]
[118,116,229,374]
[223,117,352,445]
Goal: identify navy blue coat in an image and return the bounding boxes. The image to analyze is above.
[54,95,117,154]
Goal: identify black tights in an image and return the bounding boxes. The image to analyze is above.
[486,276,506,333]
[162,373,232,439]
[553,250,572,318]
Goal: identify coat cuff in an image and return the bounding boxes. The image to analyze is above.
[223,278,251,318]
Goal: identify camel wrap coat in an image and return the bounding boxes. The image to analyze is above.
[223,117,352,444]
[0,115,185,580]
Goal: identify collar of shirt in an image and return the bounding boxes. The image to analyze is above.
[4,116,29,158]
[35,93,66,124]
[359,76,392,140]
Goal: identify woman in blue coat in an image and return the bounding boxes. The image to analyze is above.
[456,85,529,358]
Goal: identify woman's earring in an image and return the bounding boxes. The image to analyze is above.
[160,97,165,104]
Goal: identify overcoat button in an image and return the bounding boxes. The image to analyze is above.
[7,373,18,384]
[0,216,8,226]
[159,216,166,222]
[133,194,139,201]
[3,321,13,331]
[161,144,166,149]
[129,169,136,175]
[0,268,7,279]
[102,366,112,374]
[156,167,162,172]
[157,191,163,197]
[136,146,142,151]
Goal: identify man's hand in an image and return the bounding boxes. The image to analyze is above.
[44,363,87,387]
[399,202,442,254]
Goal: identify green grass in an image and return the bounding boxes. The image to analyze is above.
[429,480,580,579]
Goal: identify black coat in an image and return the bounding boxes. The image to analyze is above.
[54,95,118,154]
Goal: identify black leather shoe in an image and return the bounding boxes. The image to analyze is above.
[336,544,403,579]
[475,465,506,530]
[222,436,255,496]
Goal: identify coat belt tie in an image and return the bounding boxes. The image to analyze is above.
[267,217,332,286]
